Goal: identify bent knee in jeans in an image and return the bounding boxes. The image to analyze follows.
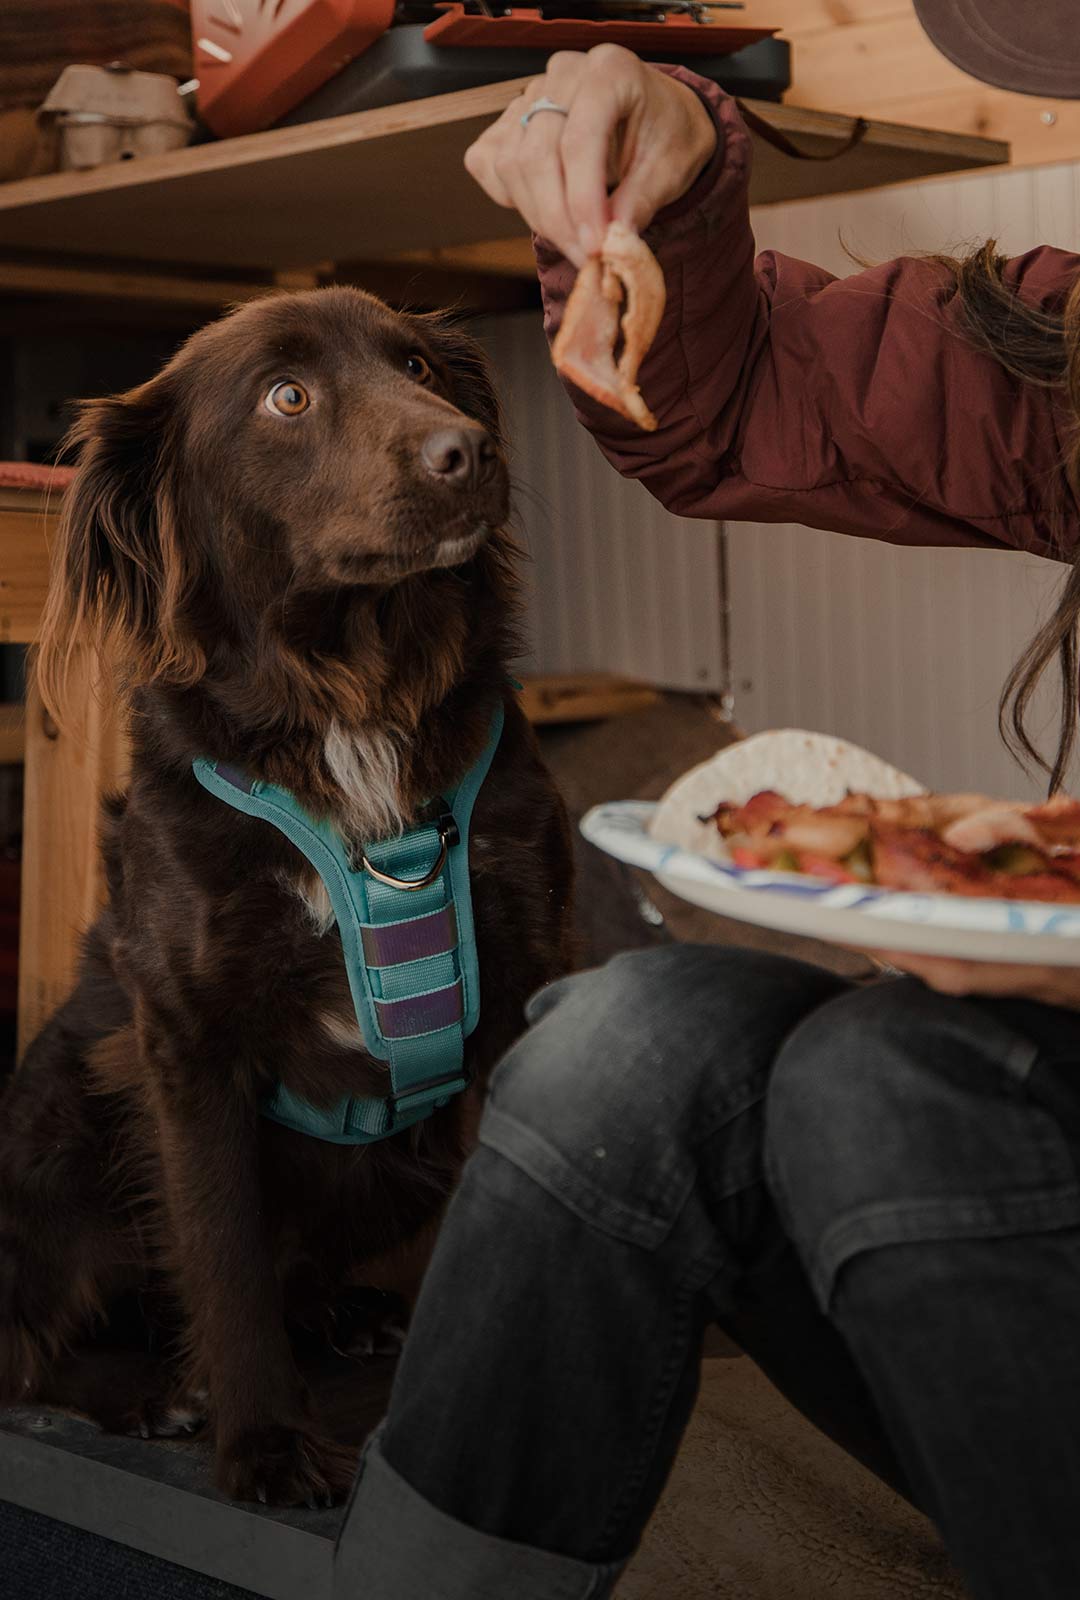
[765,977,1080,1309]
[481,945,846,1250]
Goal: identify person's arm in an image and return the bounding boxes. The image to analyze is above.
[530,65,1079,560]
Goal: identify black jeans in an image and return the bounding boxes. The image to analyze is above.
[343,946,1080,1599]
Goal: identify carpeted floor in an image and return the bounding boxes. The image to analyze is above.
[0,1499,259,1600]
[620,1355,966,1599]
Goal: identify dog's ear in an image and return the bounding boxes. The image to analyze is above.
[36,378,206,720]
[419,316,504,447]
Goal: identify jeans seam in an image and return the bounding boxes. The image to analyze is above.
[814,1182,1080,1308]
[819,1183,1080,1262]
[1030,1100,1079,1177]
[596,1274,695,1552]
[481,1104,693,1249]
[595,1204,722,1553]
[690,1085,767,1153]
[484,1085,769,1248]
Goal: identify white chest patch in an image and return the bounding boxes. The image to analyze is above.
[323,721,404,842]
[279,722,406,934]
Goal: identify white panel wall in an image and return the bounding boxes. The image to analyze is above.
[475,313,727,693]
[729,524,1066,798]
[732,160,1080,798]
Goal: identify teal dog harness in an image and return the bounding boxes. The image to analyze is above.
[192,701,504,1145]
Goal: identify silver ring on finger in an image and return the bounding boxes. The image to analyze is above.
[521,96,571,130]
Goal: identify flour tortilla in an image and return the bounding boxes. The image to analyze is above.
[650,730,926,865]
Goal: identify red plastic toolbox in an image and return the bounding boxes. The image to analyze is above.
[425,5,774,57]
[192,0,395,137]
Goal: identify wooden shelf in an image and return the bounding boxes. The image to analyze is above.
[0,80,1007,274]
[740,1,1080,174]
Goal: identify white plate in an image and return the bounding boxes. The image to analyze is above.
[581,801,1080,965]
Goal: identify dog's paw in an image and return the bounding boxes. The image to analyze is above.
[330,1288,408,1361]
[116,1386,209,1441]
[218,1425,358,1508]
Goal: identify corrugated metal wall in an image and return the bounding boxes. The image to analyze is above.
[728,525,1065,797]
[476,313,727,694]
[479,156,1080,797]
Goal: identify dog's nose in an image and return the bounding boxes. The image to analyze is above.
[420,427,496,491]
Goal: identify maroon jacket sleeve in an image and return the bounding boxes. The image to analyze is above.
[535,68,1080,561]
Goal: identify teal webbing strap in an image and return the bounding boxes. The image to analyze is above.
[192,700,505,1145]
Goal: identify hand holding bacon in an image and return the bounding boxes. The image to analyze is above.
[552,221,666,431]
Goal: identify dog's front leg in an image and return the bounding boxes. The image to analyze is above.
[150,1047,355,1507]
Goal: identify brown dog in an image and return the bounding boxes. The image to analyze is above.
[0,287,574,1506]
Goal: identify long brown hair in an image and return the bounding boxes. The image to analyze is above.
[948,242,1080,793]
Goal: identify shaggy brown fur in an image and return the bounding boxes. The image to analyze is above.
[0,287,574,1506]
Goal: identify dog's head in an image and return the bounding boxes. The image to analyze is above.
[38,287,512,719]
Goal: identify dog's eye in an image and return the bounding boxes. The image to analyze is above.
[406,355,432,384]
[265,381,310,417]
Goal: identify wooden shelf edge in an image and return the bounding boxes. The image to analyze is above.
[0,79,532,217]
[753,97,1007,166]
[519,672,661,726]
[0,86,1007,225]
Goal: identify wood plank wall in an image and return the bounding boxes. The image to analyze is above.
[741,0,1080,174]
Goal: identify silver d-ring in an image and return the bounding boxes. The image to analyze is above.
[521,96,571,131]
[361,837,448,893]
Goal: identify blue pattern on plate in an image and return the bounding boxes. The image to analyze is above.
[579,800,1080,942]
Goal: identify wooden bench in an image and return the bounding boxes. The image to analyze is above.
[0,479,127,1057]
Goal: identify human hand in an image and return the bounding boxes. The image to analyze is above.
[464,45,718,267]
[867,950,1080,1009]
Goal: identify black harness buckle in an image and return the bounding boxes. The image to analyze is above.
[436,802,460,850]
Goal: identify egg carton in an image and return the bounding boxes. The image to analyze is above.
[39,63,192,171]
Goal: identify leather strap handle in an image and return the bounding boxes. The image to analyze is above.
[735,100,870,164]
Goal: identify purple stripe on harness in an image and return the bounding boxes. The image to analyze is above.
[376,982,463,1039]
[362,906,458,968]
[215,763,255,795]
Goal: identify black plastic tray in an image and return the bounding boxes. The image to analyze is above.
[278,24,790,125]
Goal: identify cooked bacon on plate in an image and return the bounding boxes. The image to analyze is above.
[552,221,666,432]
[872,826,1080,902]
[704,788,1080,902]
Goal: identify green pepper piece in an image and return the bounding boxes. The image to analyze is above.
[843,839,874,882]
[986,843,1047,876]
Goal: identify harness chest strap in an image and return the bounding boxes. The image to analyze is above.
[192,700,505,1145]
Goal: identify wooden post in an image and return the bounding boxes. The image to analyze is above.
[18,652,128,1060]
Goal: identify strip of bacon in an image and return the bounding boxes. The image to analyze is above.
[705,786,1080,901]
[552,221,666,432]
[706,792,870,860]
[870,824,1080,903]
